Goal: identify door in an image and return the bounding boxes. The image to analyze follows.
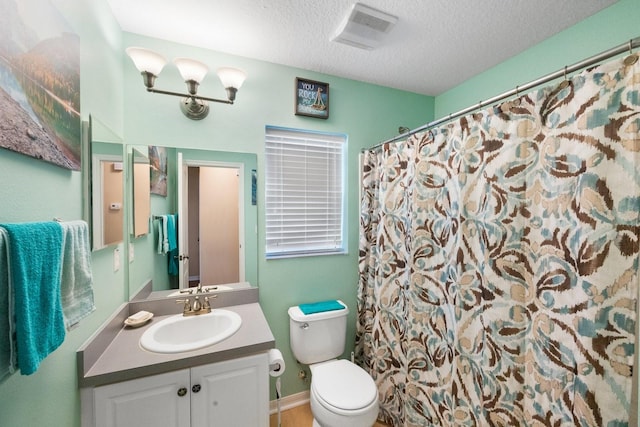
[94,369,190,427]
[199,166,240,284]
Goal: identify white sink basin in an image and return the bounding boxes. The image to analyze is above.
[140,310,242,353]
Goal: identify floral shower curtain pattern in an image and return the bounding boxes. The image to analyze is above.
[357,56,639,426]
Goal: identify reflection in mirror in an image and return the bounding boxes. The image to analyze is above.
[89,116,124,250]
[127,146,258,300]
[176,149,258,294]
[181,160,243,287]
[91,141,124,250]
[131,147,150,237]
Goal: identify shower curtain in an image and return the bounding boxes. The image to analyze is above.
[357,56,639,426]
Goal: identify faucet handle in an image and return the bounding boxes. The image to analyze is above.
[176,298,191,312]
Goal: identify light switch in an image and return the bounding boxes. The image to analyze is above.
[129,243,135,263]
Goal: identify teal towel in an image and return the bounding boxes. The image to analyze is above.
[167,214,179,276]
[299,300,345,315]
[167,214,177,252]
[60,221,95,329]
[1,222,65,376]
[0,228,17,381]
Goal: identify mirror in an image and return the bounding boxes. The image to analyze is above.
[127,146,258,300]
[89,116,124,250]
[131,147,150,237]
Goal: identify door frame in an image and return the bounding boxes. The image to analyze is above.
[178,158,246,289]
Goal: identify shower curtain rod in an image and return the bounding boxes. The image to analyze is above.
[366,36,640,152]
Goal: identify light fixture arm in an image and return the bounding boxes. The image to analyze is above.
[145,87,235,105]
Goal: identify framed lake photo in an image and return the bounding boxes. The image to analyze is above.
[149,145,168,196]
[0,0,81,170]
[295,78,329,119]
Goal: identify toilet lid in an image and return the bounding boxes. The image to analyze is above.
[311,360,377,411]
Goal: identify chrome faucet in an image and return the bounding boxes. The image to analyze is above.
[176,295,216,316]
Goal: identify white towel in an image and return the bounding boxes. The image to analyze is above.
[156,217,162,254]
[162,215,169,254]
[60,221,95,329]
[154,215,171,254]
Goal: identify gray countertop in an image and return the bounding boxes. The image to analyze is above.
[77,301,275,388]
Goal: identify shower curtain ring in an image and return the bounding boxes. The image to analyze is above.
[624,40,638,66]
[512,85,521,106]
[558,66,570,89]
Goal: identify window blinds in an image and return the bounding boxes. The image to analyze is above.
[265,126,346,258]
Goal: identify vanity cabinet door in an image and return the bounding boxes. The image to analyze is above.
[93,369,191,427]
[190,353,269,427]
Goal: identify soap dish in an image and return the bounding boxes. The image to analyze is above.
[124,310,154,328]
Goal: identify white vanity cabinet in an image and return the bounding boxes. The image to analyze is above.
[87,353,269,427]
[93,368,190,427]
[190,353,269,427]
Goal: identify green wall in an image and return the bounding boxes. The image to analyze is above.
[0,0,125,426]
[435,0,639,119]
[1,0,637,425]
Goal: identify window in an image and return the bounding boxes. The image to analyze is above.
[265,126,347,258]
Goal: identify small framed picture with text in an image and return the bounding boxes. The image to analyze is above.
[295,78,329,119]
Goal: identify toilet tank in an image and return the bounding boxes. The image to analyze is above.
[288,301,349,365]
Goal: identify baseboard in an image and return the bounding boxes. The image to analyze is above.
[270,390,310,414]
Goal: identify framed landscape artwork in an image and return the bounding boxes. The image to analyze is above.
[0,0,81,170]
[149,145,168,196]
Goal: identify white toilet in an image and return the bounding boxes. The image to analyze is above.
[288,300,379,427]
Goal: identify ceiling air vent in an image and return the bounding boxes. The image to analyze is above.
[331,3,398,50]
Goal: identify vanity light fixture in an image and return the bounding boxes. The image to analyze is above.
[125,47,247,120]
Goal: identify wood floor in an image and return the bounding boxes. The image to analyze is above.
[269,403,390,427]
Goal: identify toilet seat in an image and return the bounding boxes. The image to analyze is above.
[311,359,377,413]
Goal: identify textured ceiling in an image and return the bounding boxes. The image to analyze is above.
[106,0,616,96]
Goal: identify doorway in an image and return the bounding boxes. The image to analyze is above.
[180,161,244,288]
